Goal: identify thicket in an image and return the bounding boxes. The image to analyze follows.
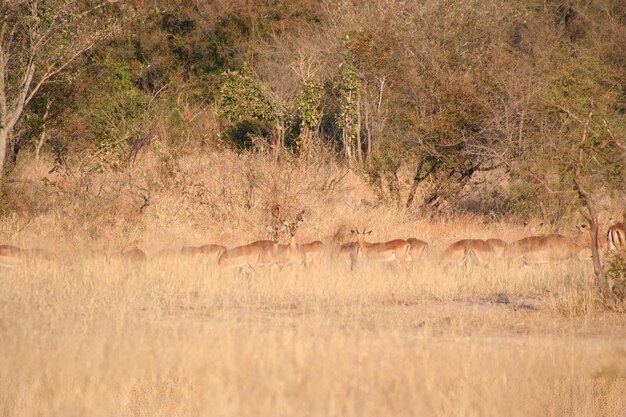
[1,0,625,223]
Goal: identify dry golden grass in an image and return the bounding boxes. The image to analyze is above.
[1,257,625,417]
[1,153,625,416]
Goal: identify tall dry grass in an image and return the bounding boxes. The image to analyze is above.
[1,152,625,416]
[1,257,625,416]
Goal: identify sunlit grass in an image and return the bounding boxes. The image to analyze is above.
[2,154,625,415]
[1,255,625,417]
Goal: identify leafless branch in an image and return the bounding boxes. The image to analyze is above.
[572,111,613,299]
[604,119,626,155]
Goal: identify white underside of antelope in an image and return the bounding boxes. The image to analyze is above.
[0,256,20,268]
[363,252,397,263]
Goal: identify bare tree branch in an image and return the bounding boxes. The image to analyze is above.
[572,111,614,300]
[604,119,626,155]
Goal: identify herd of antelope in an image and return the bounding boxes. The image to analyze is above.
[1,209,625,272]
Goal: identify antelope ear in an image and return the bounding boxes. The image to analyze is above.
[366,230,372,235]
[351,229,356,234]
[272,204,281,219]
[296,210,305,223]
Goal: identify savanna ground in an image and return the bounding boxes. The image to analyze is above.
[1,155,625,417]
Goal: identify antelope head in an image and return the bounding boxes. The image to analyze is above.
[283,210,306,237]
[351,228,372,237]
[266,204,287,242]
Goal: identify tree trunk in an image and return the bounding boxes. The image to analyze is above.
[406,160,438,209]
[406,161,425,209]
[364,92,371,161]
[0,127,7,179]
[274,119,284,162]
[356,89,363,163]
[35,100,51,161]
[343,130,353,164]
[575,176,611,296]
[573,112,613,299]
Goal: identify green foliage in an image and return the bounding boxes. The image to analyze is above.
[89,55,149,168]
[298,79,323,130]
[295,78,323,154]
[543,44,621,121]
[5,0,625,219]
[508,181,542,221]
[514,42,626,218]
[219,69,276,123]
[218,69,278,149]
[225,120,272,150]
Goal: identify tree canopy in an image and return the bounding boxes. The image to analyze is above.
[1,0,625,221]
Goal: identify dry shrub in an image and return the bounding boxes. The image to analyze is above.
[606,252,626,301]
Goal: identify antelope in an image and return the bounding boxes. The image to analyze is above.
[505,226,591,266]
[276,211,306,268]
[607,215,625,252]
[406,238,428,263]
[299,241,325,265]
[0,245,56,268]
[485,239,507,260]
[217,205,286,271]
[181,244,227,263]
[337,241,360,270]
[217,240,281,271]
[351,228,410,268]
[439,239,507,269]
[120,248,147,263]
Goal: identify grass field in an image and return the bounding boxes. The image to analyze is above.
[1,251,625,417]
[1,156,625,416]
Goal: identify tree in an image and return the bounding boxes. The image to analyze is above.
[568,111,626,303]
[218,68,279,154]
[0,0,125,181]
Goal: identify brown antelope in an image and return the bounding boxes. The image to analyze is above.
[505,226,591,266]
[0,245,56,268]
[218,205,286,271]
[607,215,625,252]
[337,241,360,270]
[440,239,507,269]
[485,239,507,260]
[217,240,281,271]
[274,210,325,267]
[276,211,306,268]
[406,238,428,263]
[351,228,410,268]
[181,244,227,263]
[300,241,325,265]
[120,248,147,263]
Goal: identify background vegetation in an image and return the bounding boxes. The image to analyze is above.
[1,0,624,224]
